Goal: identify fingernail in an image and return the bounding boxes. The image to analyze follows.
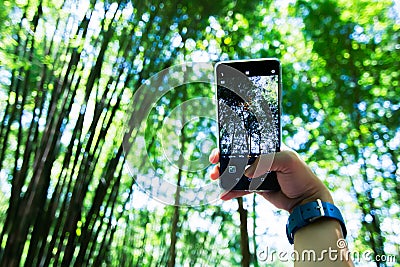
[220,192,230,200]
[244,166,254,177]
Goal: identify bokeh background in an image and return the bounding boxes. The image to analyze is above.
[0,0,399,266]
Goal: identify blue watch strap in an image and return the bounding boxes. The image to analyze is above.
[286,199,347,244]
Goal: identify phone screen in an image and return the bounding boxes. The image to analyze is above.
[216,59,281,191]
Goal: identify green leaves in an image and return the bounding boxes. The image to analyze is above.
[0,0,399,266]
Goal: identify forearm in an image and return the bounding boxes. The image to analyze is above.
[294,218,354,267]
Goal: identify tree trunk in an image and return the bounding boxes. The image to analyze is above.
[237,197,250,267]
[252,194,259,267]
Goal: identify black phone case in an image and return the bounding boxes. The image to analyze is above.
[216,58,281,191]
[219,155,281,191]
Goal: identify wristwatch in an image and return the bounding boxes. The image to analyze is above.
[286,199,347,244]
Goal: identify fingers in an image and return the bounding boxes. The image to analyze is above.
[244,153,275,178]
[244,150,299,178]
[210,165,250,200]
[209,148,219,164]
[220,190,249,200]
[208,148,253,201]
[210,165,220,180]
[209,148,220,180]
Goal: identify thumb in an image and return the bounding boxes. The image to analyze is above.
[244,153,276,178]
[244,150,297,178]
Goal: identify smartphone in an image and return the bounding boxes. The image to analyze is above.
[215,58,281,191]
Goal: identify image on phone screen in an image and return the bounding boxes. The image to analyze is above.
[216,59,281,191]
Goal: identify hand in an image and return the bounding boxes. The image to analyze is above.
[209,147,333,212]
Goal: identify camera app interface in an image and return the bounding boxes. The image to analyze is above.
[217,66,280,174]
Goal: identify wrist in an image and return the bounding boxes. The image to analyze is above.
[295,217,344,241]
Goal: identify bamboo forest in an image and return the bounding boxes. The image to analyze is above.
[0,0,399,266]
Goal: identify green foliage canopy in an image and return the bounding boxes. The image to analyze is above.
[0,0,398,266]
